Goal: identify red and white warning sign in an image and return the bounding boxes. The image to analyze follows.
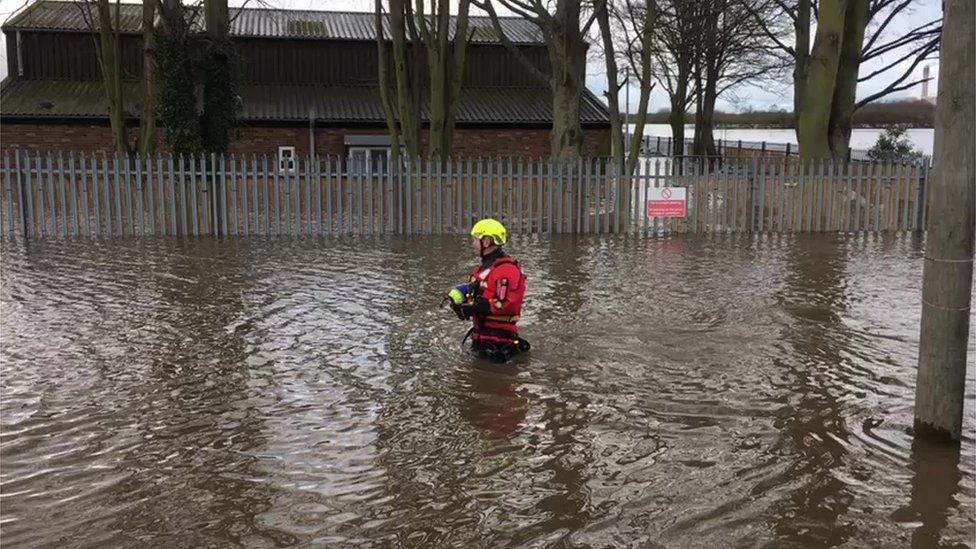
[646,187,687,218]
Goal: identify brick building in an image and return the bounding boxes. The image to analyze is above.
[0,1,611,162]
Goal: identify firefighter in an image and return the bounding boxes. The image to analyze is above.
[444,218,530,362]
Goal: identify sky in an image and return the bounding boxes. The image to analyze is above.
[0,0,943,113]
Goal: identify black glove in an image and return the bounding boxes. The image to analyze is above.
[450,302,473,320]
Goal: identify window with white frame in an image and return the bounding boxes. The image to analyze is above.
[278,146,296,173]
[348,146,391,175]
[344,135,406,176]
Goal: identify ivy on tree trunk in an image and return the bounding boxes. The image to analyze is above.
[201,0,237,154]
[155,0,238,156]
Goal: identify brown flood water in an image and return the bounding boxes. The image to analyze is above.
[1,234,973,548]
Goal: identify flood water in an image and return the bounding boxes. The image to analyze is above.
[1,234,973,548]
[636,124,936,156]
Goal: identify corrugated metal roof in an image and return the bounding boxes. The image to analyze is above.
[1,79,610,124]
[0,78,139,118]
[3,1,544,44]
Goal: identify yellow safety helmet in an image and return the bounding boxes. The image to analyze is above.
[471,218,508,246]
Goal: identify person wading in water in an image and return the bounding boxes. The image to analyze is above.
[443,219,530,363]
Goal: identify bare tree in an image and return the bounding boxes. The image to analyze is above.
[616,0,657,172]
[748,0,941,158]
[691,0,790,156]
[375,0,473,160]
[74,0,129,153]
[474,0,597,160]
[651,0,699,157]
[596,0,656,174]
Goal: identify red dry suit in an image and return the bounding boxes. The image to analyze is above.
[466,249,527,353]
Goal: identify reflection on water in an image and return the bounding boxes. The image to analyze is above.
[893,438,966,549]
[1,235,973,547]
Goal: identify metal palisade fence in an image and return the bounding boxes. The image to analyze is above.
[0,151,931,239]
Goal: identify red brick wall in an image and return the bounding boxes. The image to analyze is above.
[1,122,610,158]
[1,123,137,153]
[232,126,609,158]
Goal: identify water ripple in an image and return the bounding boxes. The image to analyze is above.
[1,234,972,548]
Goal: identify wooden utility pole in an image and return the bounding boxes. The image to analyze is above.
[914,0,974,442]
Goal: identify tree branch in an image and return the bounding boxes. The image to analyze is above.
[857,77,931,108]
[583,10,600,35]
[861,0,911,54]
[858,36,938,82]
[404,0,422,43]
[771,0,797,20]
[470,0,550,84]
[496,0,544,23]
[414,0,432,44]
[861,20,941,61]
[742,0,795,57]
[868,0,903,19]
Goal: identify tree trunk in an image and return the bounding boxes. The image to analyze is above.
[669,71,689,157]
[626,80,652,175]
[547,0,587,160]
[156,0,202,155]
[389,0,421,158]
[797,0,847,159]
[427,0,449,159]
[428,43,448,158]
[793,0,811,140]
[201,0,234,153]
[692,70,705,156]
[699,65,719,157]
[138,0,157,155]
[205,0,229,39]
[441,0,471,160]
[96,0,129,153]
[827,0,869,159]
[625,0,657,177]
[427,0,470,160]
[914,0,974,442]
[550,71,585,160]
[596,0,624,168]
[691,55,705,156]
[375,0,401,167]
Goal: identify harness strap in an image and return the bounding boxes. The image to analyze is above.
[485,314,520,323]
[461,326,475,348]
[470,326,520,342]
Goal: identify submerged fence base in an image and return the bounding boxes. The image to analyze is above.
[0,151,930,239]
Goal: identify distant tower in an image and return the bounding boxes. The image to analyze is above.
[922,65,931,99]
